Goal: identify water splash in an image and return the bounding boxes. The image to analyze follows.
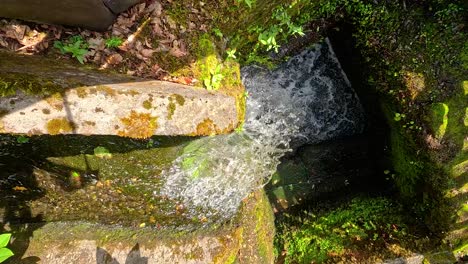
[161,39,365,220]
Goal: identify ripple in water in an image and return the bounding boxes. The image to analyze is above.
[161,39,365,221]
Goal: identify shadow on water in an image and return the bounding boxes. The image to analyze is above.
[96,244,148,264]
[0,134,191,263]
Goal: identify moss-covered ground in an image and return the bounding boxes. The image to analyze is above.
[250,0,467,262]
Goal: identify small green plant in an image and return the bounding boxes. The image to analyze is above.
[54,35,89,64]
[16,135,29,144]
[226,48,237,59]
[203,64,224,91]
[235,0,255,8]
[93,146,112,159]
[212,28,223,38]
[0,233,13,263]
[276,197,407,263]
[253,4,305,53]
[393,112,405,121]
[105,36,123,48]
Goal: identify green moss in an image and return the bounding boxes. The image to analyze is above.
[117,110,158,139]
[0,73,63,97]
[236,190,275,263]
[431,103,449,139]
[46,118,75,135]
[196,34,220,86]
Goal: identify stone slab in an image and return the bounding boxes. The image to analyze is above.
[0,52,238,137]
[0,0,141,30]
[3,190,275,264]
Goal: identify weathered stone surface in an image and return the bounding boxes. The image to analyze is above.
[0,0,140,30]
[0,52,238,137]
[4,190,275,264]
[104,0,142,14]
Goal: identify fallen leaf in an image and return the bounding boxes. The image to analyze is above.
[169,46,187,57]
[105,53,123,65]
[140,48,154,58]
[13,186,27,191]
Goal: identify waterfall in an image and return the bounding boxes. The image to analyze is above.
[161,39,365,220]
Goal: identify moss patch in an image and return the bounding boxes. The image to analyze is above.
[191,118,235,136]
[0,72,63,97]
[117,110,158,139]
[46,118,75,135]
[142,100,152,110]
[166,94,185,120]
[430,103,449,140]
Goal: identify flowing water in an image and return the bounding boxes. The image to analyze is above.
[161,39,365,220]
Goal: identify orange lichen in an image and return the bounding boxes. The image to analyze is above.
[83,121,96,126]
[191,118,236,136]
[45,92,64,110]
[117,110,158,139]
[46,118,75,135]
[75,87,89,98]
[95,85,117,97]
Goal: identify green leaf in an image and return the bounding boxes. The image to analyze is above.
[16,135,29,144]
[203,79,212,90]
[0,234,11,248]
[0,248,14,263]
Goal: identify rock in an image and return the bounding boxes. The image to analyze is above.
[4,190,275,263]
[0,0,141,31]
[266,135,376,211]
[0,51,238,137]
[103,0,143,14]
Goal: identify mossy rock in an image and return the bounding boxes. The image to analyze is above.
[4,190,275,263]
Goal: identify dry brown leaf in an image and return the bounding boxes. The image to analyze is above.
[169,47,187,58]
[144,38,153,48]
[106,53,123,65]
[140,49,155,58]
[3,24,28,40]
[153,1,163,16]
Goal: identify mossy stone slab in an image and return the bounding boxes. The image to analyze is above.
[4,190,275,264]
